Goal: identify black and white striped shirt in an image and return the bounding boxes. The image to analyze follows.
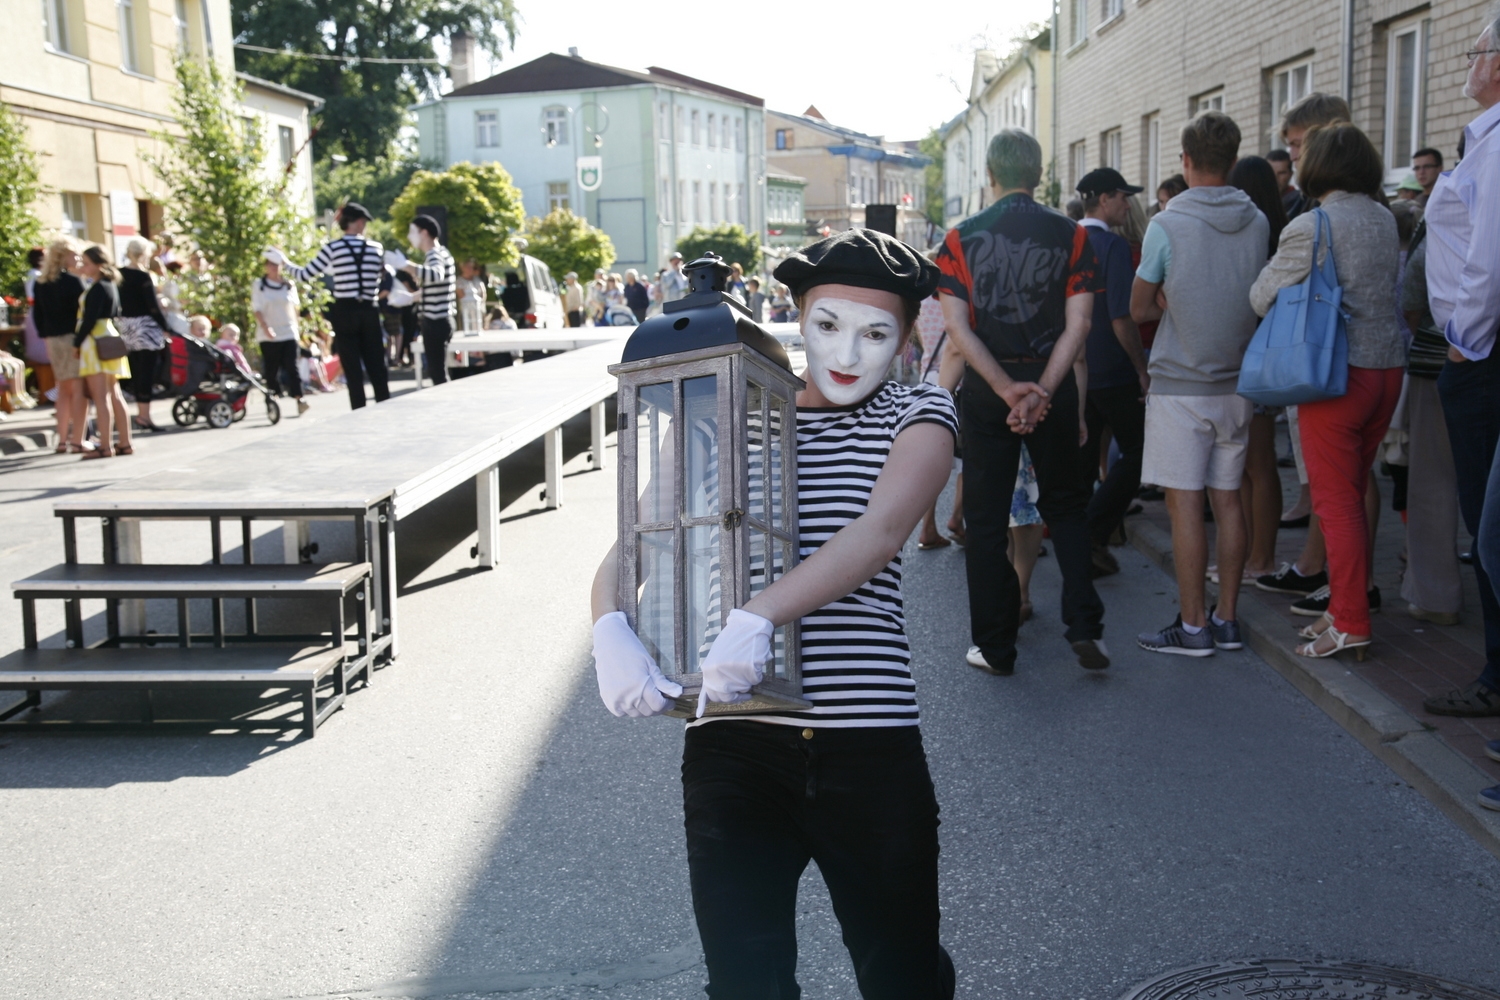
[411,245,455,320]
[694,381,959,730]
[288,234,384,304]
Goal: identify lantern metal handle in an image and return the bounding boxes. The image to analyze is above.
[722,508,744,530]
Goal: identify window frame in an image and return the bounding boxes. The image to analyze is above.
[1102,0,1122,23]
[1071,0,1088,47]
[278,124,295,166]
[543,106,568,147]
[1102,128,1122,171]
[1143,113,1161,197]
[707,112,717,149]
[1069,140,1087,193]
[1270,59,1313,137]
[43,0,71,53]
[547,181,570,213]
[1190,89,1225,116]
[1384,17,1426,184]
[61,192,88,241]
[117,0,140,73]
[691,109,701,146]
[474,109,499,149]
[734,117,743,152]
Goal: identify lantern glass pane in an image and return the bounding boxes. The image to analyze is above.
[746,381,765,524]
[686,523,722,671]
[748,528,767,599]
[770,392,789,530]
[683,376,719,519]
[636,529,676,674]
[636,383,673,523]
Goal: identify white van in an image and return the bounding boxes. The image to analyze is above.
[496,254,565,329]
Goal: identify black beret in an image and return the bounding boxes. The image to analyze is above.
[773,229,938,303]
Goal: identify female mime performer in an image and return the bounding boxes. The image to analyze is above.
[590,230,959,998]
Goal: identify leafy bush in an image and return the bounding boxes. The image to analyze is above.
[0,105,44,298]
[675,224,760,274]
[521,209,615,279]
[388,161,525,265]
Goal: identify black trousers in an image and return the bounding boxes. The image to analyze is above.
[125,349,157,404]
[259,339,302,398]
[1437,352,1500,690]
[1083,383,1146,547]
[329,300,389,409]
[683,721,953,1000]
[420,316,452,385]
[962,364,1104,667]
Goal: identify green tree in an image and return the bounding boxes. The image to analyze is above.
[919,128,946,226]
[315,155,425,218]
[233,0,519,164]
[0,104,44,297]
[675,224,760,274]
[147,58,322,333]
[521,209,615,279]
[389,161,525,265]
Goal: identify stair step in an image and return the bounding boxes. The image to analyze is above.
[12,562,371,599]
[0,645,346,686]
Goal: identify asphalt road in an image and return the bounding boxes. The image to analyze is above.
[0,401,1497,1000]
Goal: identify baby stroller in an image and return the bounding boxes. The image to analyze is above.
[165,332,281,429]
[603,303,637,326]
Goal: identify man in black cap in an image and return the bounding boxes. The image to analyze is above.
[400,214,455,385]
[937,127,1110,676]
[589,229,959,998]
[1075,168,1149,576]
[278,202,389,408]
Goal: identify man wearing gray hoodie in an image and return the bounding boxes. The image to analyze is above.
[1130,111,1270,657]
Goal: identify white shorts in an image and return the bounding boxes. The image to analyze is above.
[1141,392,1253,492]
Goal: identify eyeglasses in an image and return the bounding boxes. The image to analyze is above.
[1466,48,1499,63]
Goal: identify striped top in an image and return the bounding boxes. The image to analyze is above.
[287,234,384,304]
[411,245,456,320]
[694,380,958,730]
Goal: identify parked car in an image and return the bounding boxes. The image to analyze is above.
[497,255,565,329]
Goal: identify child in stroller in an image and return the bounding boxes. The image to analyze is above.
[166,316,282,428]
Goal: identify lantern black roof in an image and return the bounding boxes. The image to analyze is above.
[619,254,791,368]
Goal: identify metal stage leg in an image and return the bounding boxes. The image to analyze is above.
[544,426,563,510]
[590,400,608,471]
[475,462,500,569]
[381,503,398,662]
[242,517,256,636]
[283,520,310,564]
[117,518,146,640]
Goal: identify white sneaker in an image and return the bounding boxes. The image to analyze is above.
[965,646,1013,676]
[297,398,310,415]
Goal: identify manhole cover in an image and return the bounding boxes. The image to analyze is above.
[1121,959,1500,1000]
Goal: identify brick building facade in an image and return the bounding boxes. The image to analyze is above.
[1056,0,1493,197]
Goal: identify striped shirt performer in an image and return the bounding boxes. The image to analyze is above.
[589,230,961,996]
[280,202,390,409]
[401,215,456,385]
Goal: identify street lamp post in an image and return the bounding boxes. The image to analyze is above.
[608,253,809,718]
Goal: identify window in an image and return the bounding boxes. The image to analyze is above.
[61,193,88,240]
[775,128,792,150]
[657,102,669,140]
[678,180,686,219]
[722,115,731,150]
[547,181,570,213]
[1103,129,1122,171]
[240,116,258,148]
[1143,113,1161,196]
[199,0,214,57]
[1271,60,1312,131]
[1069,140,1087,192]
[117,0,139,72]
[1191,89,1225,116]
[278,125,295,165]
[734,117,743,152]
[173,0,190,53]
[1386,18,1425,179]
[660,178,671,220]
[692,180,702,222]
[475,110,499,148]
[1071,0,1087,45]
[1103,0,1122,20]
[544,106,568,146]
[709,182,719,223]
[43,0,70,52]
[675,106,685,143]
[691,110,701,145]
[707,113,717,149]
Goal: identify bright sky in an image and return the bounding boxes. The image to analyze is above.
[478,0,1055,140]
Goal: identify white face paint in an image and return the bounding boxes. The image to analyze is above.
[801,296,902,405]
[407,224,423,248]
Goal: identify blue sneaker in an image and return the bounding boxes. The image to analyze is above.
[1137,616,1216,657]
[1207,605,1243,650]
[1486,739,1500,764]
[1480,784,1500,812]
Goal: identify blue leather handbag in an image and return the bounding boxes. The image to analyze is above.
[1237,208,1349,407]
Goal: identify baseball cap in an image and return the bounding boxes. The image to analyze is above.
[670,251,683,260]
[1397,174,1424,192]
[1076,168,1144,197]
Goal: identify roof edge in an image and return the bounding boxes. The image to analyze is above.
[645,66,764,107]
[237,71,325,111]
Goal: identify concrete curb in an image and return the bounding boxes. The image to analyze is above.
[1125,517,1500,862]
[0,429,54,455]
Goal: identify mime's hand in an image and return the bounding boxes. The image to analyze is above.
[591,612,683,717]
[697,609,773,717]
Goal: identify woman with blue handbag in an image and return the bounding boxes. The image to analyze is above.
[1249,122,1405,659]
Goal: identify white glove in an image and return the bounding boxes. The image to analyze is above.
[591,612,683,718]
[697,609,774,717]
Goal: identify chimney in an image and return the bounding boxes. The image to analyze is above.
[568,47,580,58]
[450,30,474,90]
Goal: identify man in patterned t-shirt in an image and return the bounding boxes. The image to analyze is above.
[937,127,1110,675]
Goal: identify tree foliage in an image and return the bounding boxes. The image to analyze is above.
[315,155,425,218]
[0,105,44,297]
[147,57,322,333]
[389,161,525,265]
[521,210,615,279]
[675,224,760,274]
[233,0,519,164]
[918,128,946,226]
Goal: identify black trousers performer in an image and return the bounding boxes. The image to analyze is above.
[259,340,302,399]
[683,721,955,1000]
[420,316,452,386]
[962,363,1105,670]
[329,299,389,408]
[1083,383,1146,548]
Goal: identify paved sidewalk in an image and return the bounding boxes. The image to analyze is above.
[1123,446,1500,857]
